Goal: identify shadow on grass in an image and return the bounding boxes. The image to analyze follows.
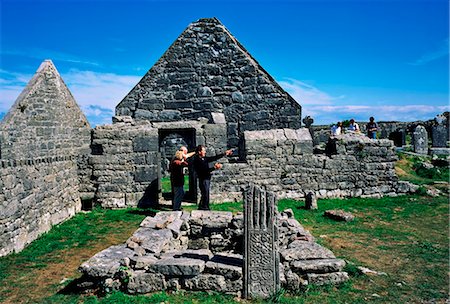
[126,209,158,217]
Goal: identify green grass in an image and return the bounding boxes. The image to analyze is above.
[2,194,447,304]
[396,153,449,185]
[1,154,449,303]
[161,176,189,193]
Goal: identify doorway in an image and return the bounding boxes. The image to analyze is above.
[158,128,197,203]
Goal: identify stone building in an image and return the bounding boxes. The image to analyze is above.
[1,18,416,256]
[0,60,91,256]
[116,17,302,149]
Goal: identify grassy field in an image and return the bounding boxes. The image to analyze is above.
[0,154,448,303]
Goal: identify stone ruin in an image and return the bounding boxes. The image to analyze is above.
[79,186,348,298]
[0,17,418,257]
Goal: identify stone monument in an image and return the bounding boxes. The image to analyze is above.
[412,125,428,155]
[243,184,280,299]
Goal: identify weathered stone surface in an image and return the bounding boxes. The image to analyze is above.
[244,185,279,299]
[79,245,135,277]
[323,210,355,222]
[206,261,242,280]
[306,272,349,285]
[115,18,301,139]
[129,255,158,269]
[291,259,346,274]
[150,257,205,276]
[305,192,317,210]
[190,210,233,228]
[412,125,428,154]
[128,228,173,254]
[183,274,227,292]
[127,271,166,294]
[280,241,335,261]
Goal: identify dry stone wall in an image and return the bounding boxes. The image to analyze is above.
[0,156,80,256]
[115,18,301,148]
[210,130,409,202]
[0,60,91,256]
[88,122,161,208]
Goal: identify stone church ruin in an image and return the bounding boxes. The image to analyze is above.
[1,17,419,296]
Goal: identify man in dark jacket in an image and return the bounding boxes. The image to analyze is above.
[193,145,233,210]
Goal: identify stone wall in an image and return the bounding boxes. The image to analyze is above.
[210,130,408,202]
[0,156,81,256]
[115,18,301,148]
[0,60,91,256]
[88,122,161,208]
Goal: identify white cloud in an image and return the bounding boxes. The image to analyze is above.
[277,77,449,124]
[305,105,449,125]
[0,68,141,125]
[278,78,341,105]
[409,38,449,66]
[63,69,141,111]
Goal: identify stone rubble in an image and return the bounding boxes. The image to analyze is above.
[78,210,349,295]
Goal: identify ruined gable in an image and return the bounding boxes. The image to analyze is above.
[116,17,301,147]
[0,60,91,159]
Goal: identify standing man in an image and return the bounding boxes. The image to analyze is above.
[193,145,233,210]
[179,146,195,161]
[366,117,378,139]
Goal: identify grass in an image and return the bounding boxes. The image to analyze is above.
[1,154,448,303]
[161,176,189,193]
[395,152,449,185]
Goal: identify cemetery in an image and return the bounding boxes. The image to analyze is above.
[0,17,448,303]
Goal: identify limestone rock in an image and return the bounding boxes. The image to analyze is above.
[306,272,349,285]
[280,241,335,261]
[323,210,355,222]
[291,259,346,274]
[183,274,227,292]
[127,271,166,294]
[79,244,135,277]
[150,257,205,276]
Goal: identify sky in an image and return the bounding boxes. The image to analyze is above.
[1,0,449,126]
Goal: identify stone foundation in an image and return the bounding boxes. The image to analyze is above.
[79,210,348,295]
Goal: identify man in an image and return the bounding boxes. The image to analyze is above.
[179,146,195,160]
[366,117,378,139]
[193,145,233,210]
[348,119,360,132]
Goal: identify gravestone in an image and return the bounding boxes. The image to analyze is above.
[243,184,280,299]
[431,125,448,148]
[305,191,318,210]
[412,125,428,154]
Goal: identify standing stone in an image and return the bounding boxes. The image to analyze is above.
[305,192,317,210]
[412,125,428,154]
[243,184,279,299]
[431,125,448,148]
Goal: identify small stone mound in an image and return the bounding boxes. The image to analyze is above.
[78,210,348,296]
[324,210,355,222]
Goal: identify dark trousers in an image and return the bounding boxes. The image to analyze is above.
[172,186,184,211]
[198,179,211,210]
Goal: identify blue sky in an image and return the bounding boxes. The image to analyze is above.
[1,0,448,126]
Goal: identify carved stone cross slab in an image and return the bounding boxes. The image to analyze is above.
[243,184,280,299]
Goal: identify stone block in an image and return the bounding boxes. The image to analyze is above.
[183,274,227,291]
[205,261,242,280]
[306,272,349,285]
[134,166,158,182]
[280,241,335,261]
[291,259,346,274]
[128,228,173,255]
[133,136,158,152]
[79,244,135,277]
[129,255,158,269]
[127,271,166,294]
[150,257,205,276]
